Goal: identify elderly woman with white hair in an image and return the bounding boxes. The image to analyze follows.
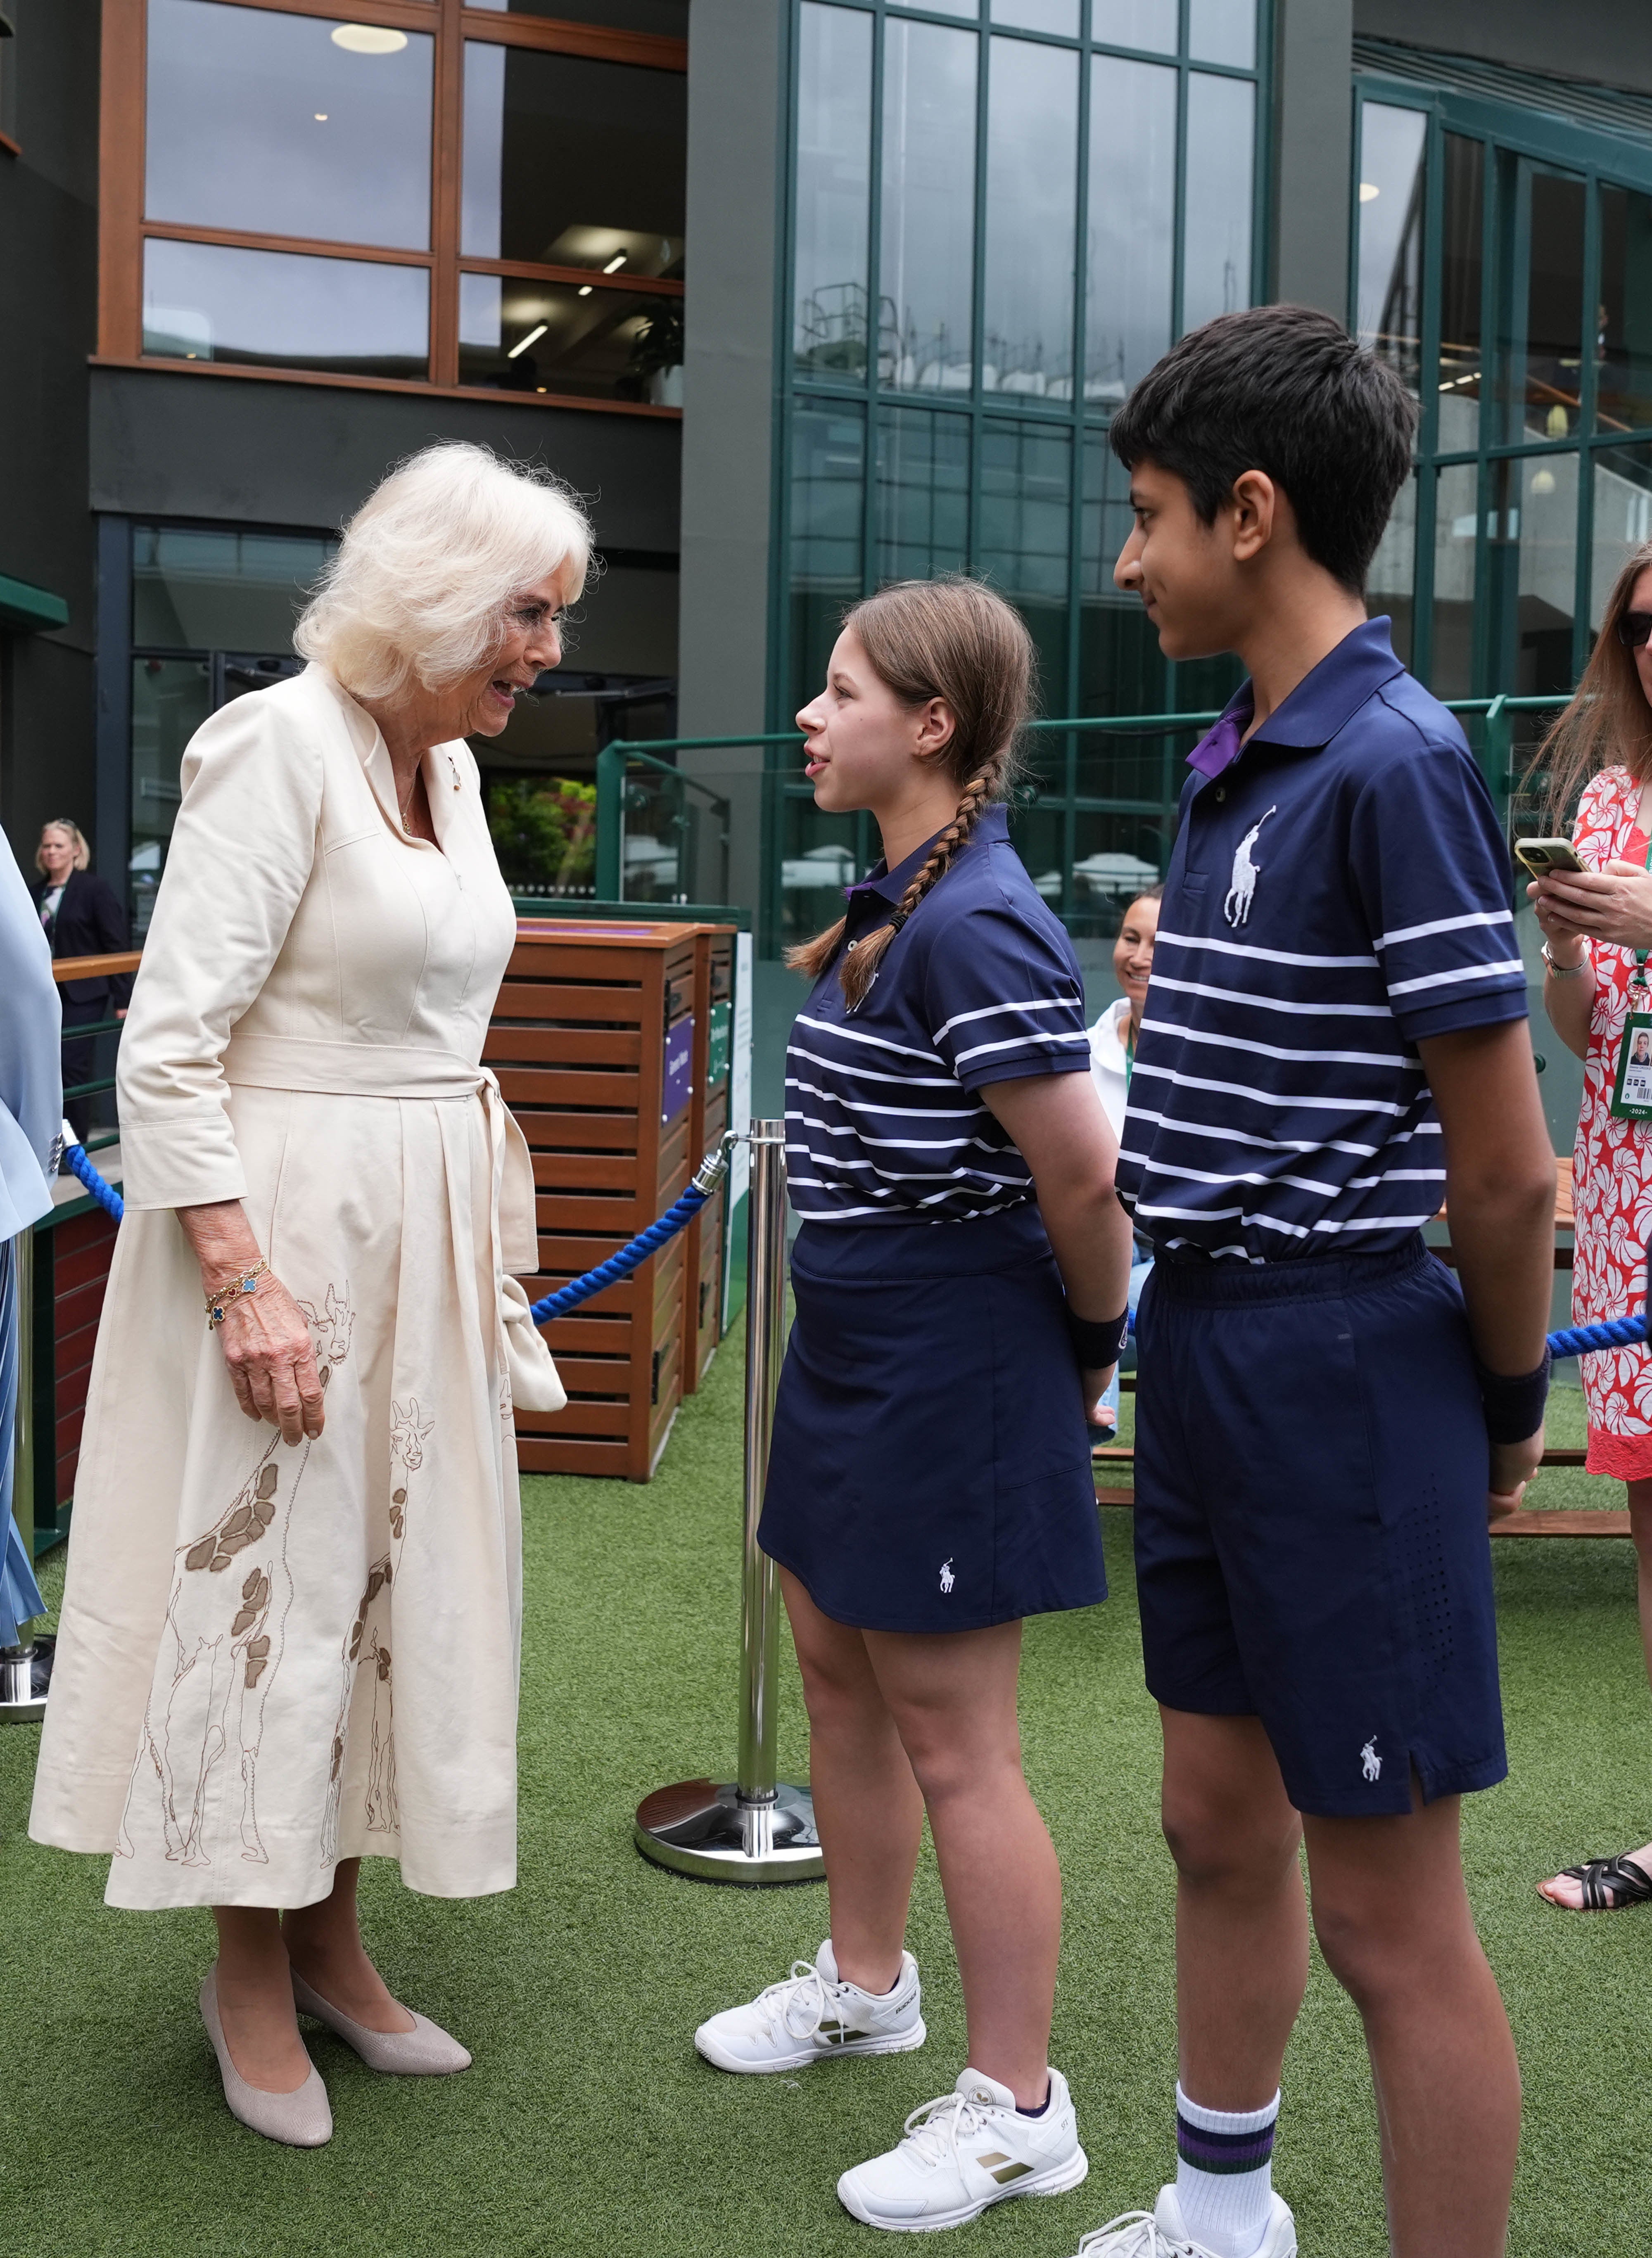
[31,443,581,2147]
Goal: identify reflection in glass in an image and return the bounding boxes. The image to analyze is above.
[143,238,429,378]
[131,660,211,937]
[1188,0,1255,67]
[459,274,681,401]
[876,411,969,583]
[1090,0,1175,52]
[1068,810,1174,935]
[1086,55,1175,404]
[133,525,335,650]
[1591,444,1652,629]
[980,422,1073,707]
[983,38,1078,397]
[880,20,977,391]
[467,0,687,26]
[1356,105,1427,397]
[1439,135,1484,450]
[145,0,432,250]
[1512,169,1585,443]
[1503,452,1578,693]
[1598,187,1652,434]
[1081,433,1169,716]
[1182,75,1253,332]
[461,44,686,275]
[1367,468,1418,667]
[1431,461,1480,697]
[795,3,872,379]
[791,406,866,716]
[993,0,1078,31]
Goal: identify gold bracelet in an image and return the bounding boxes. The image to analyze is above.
[204,1259,269,1328]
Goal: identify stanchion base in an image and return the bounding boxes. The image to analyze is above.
[634,1779,825,1885]
[0,1643,46,1726]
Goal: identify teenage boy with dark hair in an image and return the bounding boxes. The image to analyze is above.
[1068,304,1555,2258]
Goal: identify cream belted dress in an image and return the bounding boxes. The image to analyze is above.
[30,662,563,1911]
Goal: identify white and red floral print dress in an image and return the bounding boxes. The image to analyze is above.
[1571,764,1652,1480]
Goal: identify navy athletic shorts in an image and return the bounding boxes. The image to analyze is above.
[1132,1233,1507,1818]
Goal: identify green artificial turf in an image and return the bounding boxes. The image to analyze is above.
[3,1352,1650,2255]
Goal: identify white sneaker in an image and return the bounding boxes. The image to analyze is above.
[1070,2183,1296,2258]
[837,2064,1088,2232]
[693,1939,925,2074]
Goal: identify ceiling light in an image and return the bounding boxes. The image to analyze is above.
[1531,468,1557,494]
[602,254,626,274]
[507,322,548,359]
[314,111,328,120]
[1358,181,1380,202]
[330,24,408,53]
[577,285,592,297]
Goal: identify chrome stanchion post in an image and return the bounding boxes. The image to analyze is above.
[634,1122,824,1883]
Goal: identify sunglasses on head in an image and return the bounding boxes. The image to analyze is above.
[1617,610,1652,649]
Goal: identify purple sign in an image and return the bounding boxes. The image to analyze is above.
[662,1014,694,1125]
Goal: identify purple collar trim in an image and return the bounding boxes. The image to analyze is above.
[1186,697,1254,781]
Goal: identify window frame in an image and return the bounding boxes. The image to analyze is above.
[1351,72,1652,700]
[97,0,687,416]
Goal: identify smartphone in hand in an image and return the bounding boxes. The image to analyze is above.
[1514,838,1587,878]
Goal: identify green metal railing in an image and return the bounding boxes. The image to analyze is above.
[593,740,736,907]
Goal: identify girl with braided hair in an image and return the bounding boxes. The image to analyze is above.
[692,579,1134,2231]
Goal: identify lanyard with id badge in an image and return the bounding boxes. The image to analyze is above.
[1611,833,1652,1120]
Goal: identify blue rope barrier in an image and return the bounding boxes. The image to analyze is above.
[62,1138,125,1222]
[1548,1312,1648,1359]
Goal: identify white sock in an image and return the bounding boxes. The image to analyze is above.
[1174,2083,1279,2258]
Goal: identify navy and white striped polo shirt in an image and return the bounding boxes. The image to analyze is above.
[1116,619,1527,1262]
[786,802,1092,1224]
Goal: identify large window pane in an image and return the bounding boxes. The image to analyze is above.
[1592,444,1652,629]
[1491,452,1577,692]
[1367,468,1418,669]
[1091,0,1175,53]
[131,660,211,939]
[1598,185,1652,435]
[1081,432,1169,716]
[133,526,334,650]
[1188,0,1255,68]
[795,2,872,379]
[875,410,969,583]
[992,0,1079,31]
[467,0,686,27]
[980,422,1072,706]
[983,37,1078,397]
[462,44,685,276]
[142,239,429,379]
[880,20,976,391]
[1085,54,1175,404]
[1512,168,1585,442]
[145,0,432,251]
[791,405,867,716]
[1431,461,1480,697]
[1181,75,1253,331]
[1439,134,1484,450]
[459,274,679,401]
[1356,104,1427,398]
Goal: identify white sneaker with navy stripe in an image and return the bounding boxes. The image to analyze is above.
[837,2065,1088,2232]
[693,1938,925,2074]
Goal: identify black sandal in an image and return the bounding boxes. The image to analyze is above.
[1547,1853,1652,1910]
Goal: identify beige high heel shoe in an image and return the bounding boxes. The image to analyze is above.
[199,1966,333,2147]
[291,1968,472,2075]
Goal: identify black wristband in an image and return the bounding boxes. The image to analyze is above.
[1473,1348,1551,1445]
[1067,1306,1129,1370]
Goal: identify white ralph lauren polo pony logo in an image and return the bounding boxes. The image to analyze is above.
[1223,806,1277,927]
[1361,1736,1382,1783]
[939,1559,956,1595]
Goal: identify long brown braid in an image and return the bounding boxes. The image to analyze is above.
[786,577,1034,1010]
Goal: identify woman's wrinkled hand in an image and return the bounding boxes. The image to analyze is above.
[214,1272,325,1444]
[1529,859,1652,953]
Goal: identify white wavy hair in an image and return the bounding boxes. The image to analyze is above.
[294,441,593,701]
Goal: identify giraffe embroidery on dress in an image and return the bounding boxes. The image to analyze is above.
[116,1284,353,1867]
[320,1395,434,1858]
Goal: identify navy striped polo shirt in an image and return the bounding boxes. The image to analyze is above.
[786,802,1092,1225]
[1116,619,1527,1262]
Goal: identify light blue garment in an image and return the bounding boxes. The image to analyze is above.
[0,824,62,1639]
[1,1236,46,1642]
[1095,1259,1154,1430]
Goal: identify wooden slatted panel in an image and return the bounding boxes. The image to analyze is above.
[52,1208,118,1506]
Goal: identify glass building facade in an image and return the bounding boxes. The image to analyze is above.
[777,0,1270,946]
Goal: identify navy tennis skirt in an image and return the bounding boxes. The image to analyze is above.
[757,1205,1107,1633]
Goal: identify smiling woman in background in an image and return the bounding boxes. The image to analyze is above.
[33,818,132,1146]
[31,442,576,2147]
[1087,885,1161,1443]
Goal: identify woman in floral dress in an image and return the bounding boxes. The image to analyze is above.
[1530,536,1652,1910]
